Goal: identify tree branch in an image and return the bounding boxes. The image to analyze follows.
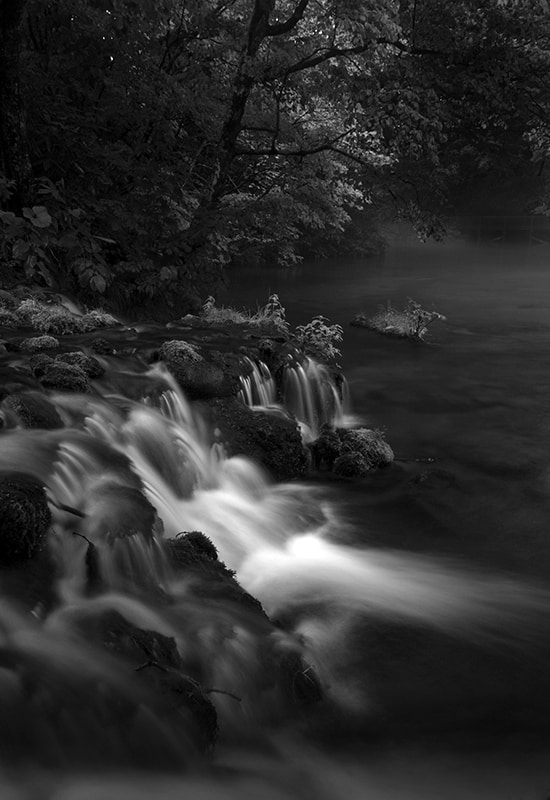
[265,0,310,36]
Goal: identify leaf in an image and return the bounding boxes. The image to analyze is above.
[22,206,53,229]
[90,274,107,293]
[12,239,31,259]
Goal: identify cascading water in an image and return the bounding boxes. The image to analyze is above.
[239,354,355,439]
[0,359,550,796]
[238,357,277,407]
[282,357,353,439]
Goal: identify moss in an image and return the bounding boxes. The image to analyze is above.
[333,451,371,477]
[56,351,105,378]
[0,472,52,563]
[20,335,59,352]
[339,428,394,468]
[1,391,64,429]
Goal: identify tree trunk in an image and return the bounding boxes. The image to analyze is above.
[0,0,33,209]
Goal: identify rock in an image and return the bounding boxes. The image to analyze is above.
[0,290,17,309]
[1,391,64,429]
[20,335,59,353]
[0,472,51,564]
[349,313,371,328]
[166,532,267,617]
[159,339,203,365]
[88,337,116,355]
[339,428,394,469]
[310,424,342,469]
[39,361,90,393]
[78,609,218,753]
[82,480,159,543]
[162,352,229,400]
[29,353,54,377]
[0,308,20,328]
[56,351,105,378]
[202,397,308,481]
[333,451,371,477]
[208,350,253,394]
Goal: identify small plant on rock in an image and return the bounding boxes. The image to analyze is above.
[294,315,343,361]
[357,298,445,340]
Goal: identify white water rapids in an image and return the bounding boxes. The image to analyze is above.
[0,357,549,796]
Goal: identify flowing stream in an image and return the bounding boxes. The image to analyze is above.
[1,237,550,797]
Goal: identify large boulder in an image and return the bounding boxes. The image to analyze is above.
[202,397,308,481]
[0,473,51,564]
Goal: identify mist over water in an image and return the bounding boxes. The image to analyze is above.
[2,237,550,796]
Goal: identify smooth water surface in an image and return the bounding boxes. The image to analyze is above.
[222,240,550,769]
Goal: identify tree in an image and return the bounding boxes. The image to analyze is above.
[0,0,33,209]
[2,0,550,310]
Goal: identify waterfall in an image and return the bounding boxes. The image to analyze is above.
[239,354,355,439]
[238,356,277,407]
[282,357,352,439]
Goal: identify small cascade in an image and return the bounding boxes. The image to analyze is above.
[282,357,353,440]
[238,356,277,407]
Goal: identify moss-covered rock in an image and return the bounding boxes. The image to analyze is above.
[1,391,64,429]
[56,351,105,378]
[202,397,308,481]
[20,335,59,353]
[310,423,342,469]
[333,451,371,477]
[0,308,20,328]
[340,428,394,468]
[38,361,90,393]
[0,472,51,564]
[88,337,116,355]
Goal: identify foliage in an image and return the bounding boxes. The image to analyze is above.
[294,316,343,361]
[201,294,290,334]
[1,0,550,307]
[13,297,118,334]
[367,299,445,340]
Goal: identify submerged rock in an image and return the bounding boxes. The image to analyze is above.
[0,472,51,564]
[202,397,308,481]
[78,609,219,753]
[1,391,64,429]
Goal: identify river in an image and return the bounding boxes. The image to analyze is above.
[220,237,550,796]
[2,237,550,798]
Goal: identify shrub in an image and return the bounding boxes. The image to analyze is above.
[294,315,343,361]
